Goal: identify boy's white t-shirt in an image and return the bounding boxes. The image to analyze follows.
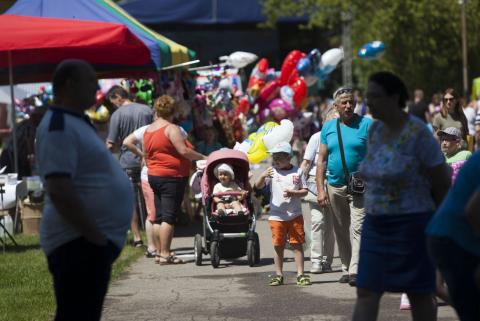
[267,166,307,221]
[213,181,241,194]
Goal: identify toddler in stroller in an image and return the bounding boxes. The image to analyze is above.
[193,149,260,268]
[213,163,248,216]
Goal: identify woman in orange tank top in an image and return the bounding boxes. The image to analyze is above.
[144,95,206,265]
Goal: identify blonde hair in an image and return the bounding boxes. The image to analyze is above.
[154,95,176,118]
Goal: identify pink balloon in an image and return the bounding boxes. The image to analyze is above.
[268,98,294,113]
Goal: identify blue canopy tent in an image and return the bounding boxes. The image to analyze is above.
[7,0,196,69]
[119,0,306,25]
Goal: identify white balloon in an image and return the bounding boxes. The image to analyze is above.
[262,119,294,150]
[226,51,258,68]
[234,140,252,154]
[319,48,344,74]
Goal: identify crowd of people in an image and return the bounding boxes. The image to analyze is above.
[28,59,479,321]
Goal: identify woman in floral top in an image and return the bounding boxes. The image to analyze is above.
[352,72,451,321]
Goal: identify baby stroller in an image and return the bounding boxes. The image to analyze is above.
[192,149,260,268]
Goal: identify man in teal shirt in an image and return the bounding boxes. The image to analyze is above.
[316,87,372,286]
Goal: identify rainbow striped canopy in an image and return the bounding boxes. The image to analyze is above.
[7,0,196,69]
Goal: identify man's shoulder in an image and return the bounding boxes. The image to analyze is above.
[128,102,152,112]
[39,108,86,134]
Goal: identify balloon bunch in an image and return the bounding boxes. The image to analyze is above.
[246,47,344,122]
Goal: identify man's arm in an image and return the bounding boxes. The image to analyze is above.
[315,143,329,206]
[106,112,119,152]
[300,159,311,179]
[46,177,106,245]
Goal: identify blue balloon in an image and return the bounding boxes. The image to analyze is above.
[296,57,312,76]
[358,41,385,60]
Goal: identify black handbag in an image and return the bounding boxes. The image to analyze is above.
[336,119,365,195]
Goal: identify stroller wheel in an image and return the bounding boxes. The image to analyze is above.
[194,234,203,266]
[210,241,220,268]
[247,239,256,267]
[254,232,260,264]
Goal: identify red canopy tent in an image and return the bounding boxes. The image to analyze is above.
[0,14,155,173]
[0,14,155,84]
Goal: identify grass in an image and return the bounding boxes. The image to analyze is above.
[0,233,144,321]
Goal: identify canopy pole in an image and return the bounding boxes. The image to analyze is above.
[7,51,19,175]
[161,59,200,70]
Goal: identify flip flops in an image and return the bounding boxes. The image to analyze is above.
[156,255,185,265]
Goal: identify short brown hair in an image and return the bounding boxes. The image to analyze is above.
[154,95,176,118]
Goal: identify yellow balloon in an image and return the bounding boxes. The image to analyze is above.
[247,140,268,164]
[246,121,279,163]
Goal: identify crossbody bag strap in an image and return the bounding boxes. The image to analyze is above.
[336,119,350,184]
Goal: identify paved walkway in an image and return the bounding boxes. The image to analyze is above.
[102,203,458,321]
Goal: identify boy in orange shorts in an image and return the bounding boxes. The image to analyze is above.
[255,142,311,286]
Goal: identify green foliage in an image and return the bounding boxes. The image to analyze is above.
[0,234,143,321]
[261,0,480,97]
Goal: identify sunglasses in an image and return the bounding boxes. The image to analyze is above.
[443,97,455,102]
[333,88,353,99]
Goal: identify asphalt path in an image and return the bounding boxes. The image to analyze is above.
[102,203,457,321]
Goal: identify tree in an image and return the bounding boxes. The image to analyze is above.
[261,0,480,98]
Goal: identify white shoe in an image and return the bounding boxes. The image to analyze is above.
[400,293,411,310]
[311,262,322,274]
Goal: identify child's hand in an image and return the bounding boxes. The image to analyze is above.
[283,189,295,198]
[240,190,248,200]
[261,167,274,179]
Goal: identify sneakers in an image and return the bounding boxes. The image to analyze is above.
[269,275,284,286]
[311,262,322,274]
[296,274,312,286]
[348,274,357,287]
[321,262,332,273]
[268,274,312,286]
[339,274,350,283]
[400,293,411,310]
[311,261,332,274]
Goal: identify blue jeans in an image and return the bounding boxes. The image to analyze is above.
[428,236,480,321]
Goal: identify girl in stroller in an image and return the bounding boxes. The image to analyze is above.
[213,163,248,216]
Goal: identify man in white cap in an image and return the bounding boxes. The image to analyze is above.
[438,127,472,165]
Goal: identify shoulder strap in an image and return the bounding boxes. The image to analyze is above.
[336,119,350,182]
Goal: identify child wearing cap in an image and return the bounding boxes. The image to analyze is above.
[255,142,311,286]
[213,163,247,216]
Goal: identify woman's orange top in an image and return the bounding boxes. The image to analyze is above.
[144,125,191,177]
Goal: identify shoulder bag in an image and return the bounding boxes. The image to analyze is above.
[336,119,365,195]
